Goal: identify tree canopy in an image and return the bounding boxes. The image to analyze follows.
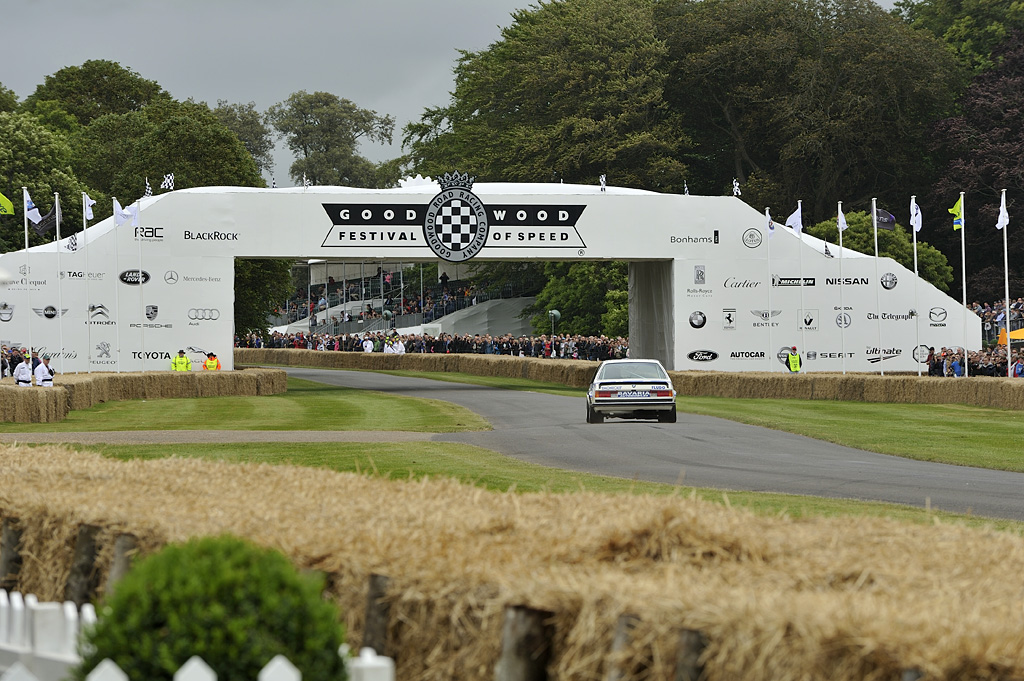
[894,0,1024,72]
[214,100,276,177]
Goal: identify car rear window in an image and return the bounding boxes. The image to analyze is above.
[599,362,667,381]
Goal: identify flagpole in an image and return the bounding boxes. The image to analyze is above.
[765,207,774,372]
[959,191,968,377]
[113,198,122,373]
[1001,188,1011,378]
[796,200,807,370]
[872,198,883,376]
[137,199,146,372]
[55,193,65,375]
[838,201,846,375]
[22,188,33,367]
[912,195,921,377]
[83,193,91,372]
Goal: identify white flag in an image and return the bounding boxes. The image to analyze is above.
[997,192,1010,230]
[732,178,741,196]
[910,197,923,233]
[785,203,802,235]
[24,189,42,224]
[766,208,775,238]
[161,173,174,191]
[143,177,153,198]
[84,193,97,221]
[113,199,139,227]
[838,208,849,232]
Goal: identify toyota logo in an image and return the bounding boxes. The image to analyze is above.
[188,308,220,320]
[164,271,179,284]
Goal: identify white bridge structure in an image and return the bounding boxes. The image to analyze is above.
[0,180,978,372]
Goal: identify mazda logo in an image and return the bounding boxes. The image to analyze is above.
[164,270,179,284]
[929,307,947,322]
[188,308,220,320]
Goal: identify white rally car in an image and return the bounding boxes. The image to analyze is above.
[586,359,677,423]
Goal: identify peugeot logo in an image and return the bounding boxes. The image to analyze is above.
[188,308,220,320]
[164,270,179,284]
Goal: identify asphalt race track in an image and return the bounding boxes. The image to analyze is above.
[287,367,1024,521]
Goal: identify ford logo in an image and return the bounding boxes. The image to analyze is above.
[687,350,719,362]
[119,269,151,285]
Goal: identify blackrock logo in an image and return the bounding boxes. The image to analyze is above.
[320,171,586,260]
[750,309,781,328]
[880,272,898,290]
[34,306,68,319]
[87,304,116,326]
[929,307,947,327]
[866,346,902,363]
[742,228,762,248]
[689,311,707,329]
[730,351,765,360]
[0,302,13,322]
[184,230,238,241]
[687,350,718,362]
[119,269,151,285]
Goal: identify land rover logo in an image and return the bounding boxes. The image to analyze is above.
[687,350,718,362]
[689,311,707,328]
[742,228,762,248]
[119,269,151,285]
[881,272,898,290]
[423,171,488,262]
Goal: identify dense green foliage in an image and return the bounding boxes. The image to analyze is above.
[74,535,346,681]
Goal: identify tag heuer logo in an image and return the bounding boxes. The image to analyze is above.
[146,305,159,321]
[423,171,489,262]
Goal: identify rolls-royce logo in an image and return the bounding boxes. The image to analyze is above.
[423,171,489,262]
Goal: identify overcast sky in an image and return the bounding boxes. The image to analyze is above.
[1,0,533,186]
[3,0,896,189]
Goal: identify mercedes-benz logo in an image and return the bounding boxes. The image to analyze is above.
[164,270,179,284]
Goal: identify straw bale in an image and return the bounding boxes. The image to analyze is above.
[3,444,1024,681]
[0,383,69,422]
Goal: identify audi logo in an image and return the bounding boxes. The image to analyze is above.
[188,308,220,320]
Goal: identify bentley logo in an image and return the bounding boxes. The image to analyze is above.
[146,305,159,321]
[423,171,488,262]
[750,309,782,321]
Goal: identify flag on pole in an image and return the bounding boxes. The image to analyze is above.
[143,178,153,198]
[0,192,13,216]
[599,174,606,192]
[24,190,43,224]
[837,207,849,232]
[875,208,896,231]
[303,173,311,188]
[997,192,1010,230]
[949,195,964,230]
[272,177,277,189]
[732,179,741,196]
[785,203,802,235]
[113,199,139,227]
[766,208,775,238]
[84,193,97,221]
[33,204,57,237]
[160,173,174,191]
[910,197,923,233]
[824,242,834,258]
[684,181,689,196]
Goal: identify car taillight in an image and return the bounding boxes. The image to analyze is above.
[652,390,675,397]
[595,390,615,398]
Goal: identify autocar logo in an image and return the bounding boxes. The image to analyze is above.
[742,228,762,248]
[0,302,13,322]
[929,307,947,322]
[146,305,159,321]
[689,311,706,328]
[164,270,179,284]
[188,308,221,321]
[34,306,67,319]
[119,269,151,285]
[881,272,898,290]
[687,350,718,362]
[836,313,852,328]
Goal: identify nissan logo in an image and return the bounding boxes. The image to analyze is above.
[164,271,179,284]
[188,308,220,320]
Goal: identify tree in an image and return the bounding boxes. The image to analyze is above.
[523,261,628,335]
[235,259,295,334]
[925,31,1024,301]
[214,100,276,176]
[805,210,954,291]
[0,111,93,252]
[894,0,1024,72]
[404,0,689,191]
[0,82,17,113]
[658,0,965,222]
[266,91,394,187]
[22,59,169,126]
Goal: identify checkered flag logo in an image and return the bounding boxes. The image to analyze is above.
[65,233,78,252]
[161,173,174,191]
[424,170,489,263]
[143,178,153,198]
[436,199,479,250]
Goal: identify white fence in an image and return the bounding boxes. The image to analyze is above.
[0,591,393,681]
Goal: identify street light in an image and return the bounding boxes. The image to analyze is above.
[548,309,560,336]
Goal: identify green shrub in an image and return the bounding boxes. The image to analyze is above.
[74,535,346,681]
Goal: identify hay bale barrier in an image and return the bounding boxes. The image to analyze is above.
[236,348,1024,410]
[2,445,1023,681]
[0,368,287,423]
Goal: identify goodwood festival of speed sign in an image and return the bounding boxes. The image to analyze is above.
[422,171,489,262]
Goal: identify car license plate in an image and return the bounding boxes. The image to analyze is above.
[616,390,650,398]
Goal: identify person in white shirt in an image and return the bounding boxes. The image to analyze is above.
[13,354,33,386]
[395,337,406,355]
[34,353,55,387]
[362,335,374,353]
